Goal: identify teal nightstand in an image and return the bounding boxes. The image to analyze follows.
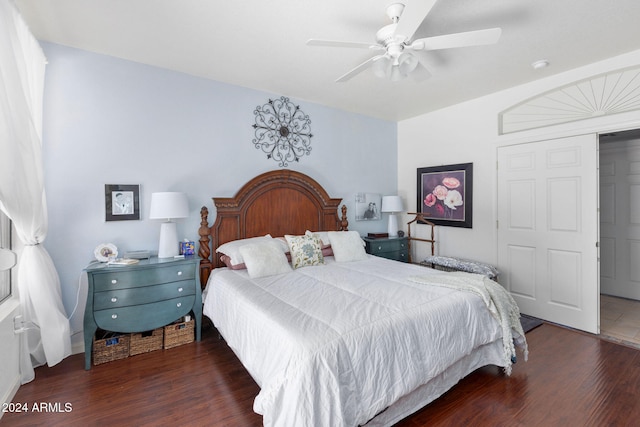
[363,236,409,262]
[83,256,202,369]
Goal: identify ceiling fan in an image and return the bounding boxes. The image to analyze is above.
[307,1,501,82]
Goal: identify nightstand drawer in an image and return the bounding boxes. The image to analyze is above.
[366,238,407,255]
[364,236,409,263]
[94,295,196,333]
[383,250,408,262]
[93,263,196,291]
[93,280,195,310]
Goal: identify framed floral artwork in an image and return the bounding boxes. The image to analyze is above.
[416,163,473,228]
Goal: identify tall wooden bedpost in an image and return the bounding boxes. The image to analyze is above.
[199,206,212,289]
[341,205,349,231]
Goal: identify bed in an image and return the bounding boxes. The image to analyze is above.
[198,170,527,427]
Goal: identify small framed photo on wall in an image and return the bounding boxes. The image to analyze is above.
[105,184,140,221]
[355,193,382,221]
[417,163,473,228]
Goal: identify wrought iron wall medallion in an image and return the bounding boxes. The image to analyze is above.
[252,96,313,167]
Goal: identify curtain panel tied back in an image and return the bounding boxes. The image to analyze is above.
[0,0,71,383]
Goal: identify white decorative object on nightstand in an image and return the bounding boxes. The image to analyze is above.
[382,195,404,237]
[149,192,189,258]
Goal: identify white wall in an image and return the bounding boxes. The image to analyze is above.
[40,43,398,351]
[398,49,640,266]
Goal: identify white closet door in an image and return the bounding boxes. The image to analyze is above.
[497,134,599,333]
[600,142,640,300]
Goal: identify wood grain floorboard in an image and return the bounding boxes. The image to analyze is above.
[3,322,639,426]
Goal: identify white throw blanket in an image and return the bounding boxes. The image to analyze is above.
[408,272,528,375]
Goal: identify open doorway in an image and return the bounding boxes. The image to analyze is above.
[599,128,640,347]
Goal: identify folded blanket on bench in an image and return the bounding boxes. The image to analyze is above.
[421,256,499,280]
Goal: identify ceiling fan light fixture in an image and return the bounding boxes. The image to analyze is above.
[390,66,403,82]
[372,52,416,81]
[398,53,418,75]
[373,56,392,78]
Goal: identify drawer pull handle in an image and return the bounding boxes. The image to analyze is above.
[178,287,183,292]
[111,297,117,303]
[176,302,182,308]
[111,314,118,319]
[111,279,117,284]
[177,271,183,276]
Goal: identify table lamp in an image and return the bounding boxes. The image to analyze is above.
[149,192,189,258]
[381,195,403,237]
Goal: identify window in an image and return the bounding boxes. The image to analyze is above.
[0,210,11,303]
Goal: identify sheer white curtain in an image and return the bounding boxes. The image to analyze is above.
[0,0,71,383]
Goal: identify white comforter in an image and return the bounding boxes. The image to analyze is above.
[204,256,504,427]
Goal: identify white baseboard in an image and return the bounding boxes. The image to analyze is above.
[71,339,84,355]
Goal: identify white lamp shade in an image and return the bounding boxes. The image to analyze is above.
[381,195,404,213]
[382,195,403,237]
[149,192,189,258]
[149,192,189,220]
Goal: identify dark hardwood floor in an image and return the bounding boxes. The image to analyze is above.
[3,322,639,426]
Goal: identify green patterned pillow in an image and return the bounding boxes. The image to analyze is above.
[285,233,325,269]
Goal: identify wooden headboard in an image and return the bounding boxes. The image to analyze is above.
[198,170,348,287]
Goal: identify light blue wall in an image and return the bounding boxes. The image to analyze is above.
[40,43,398,338]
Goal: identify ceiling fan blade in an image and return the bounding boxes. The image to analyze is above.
[336,55,385,82]
[393,0,438,41]
[306,39,381,50]
[410,28,502,51]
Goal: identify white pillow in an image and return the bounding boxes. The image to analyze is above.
[327,231,368,262]
[305,230,331,248]
[273,236,291,252]
[238,240,292,278]
[216,234,273,266]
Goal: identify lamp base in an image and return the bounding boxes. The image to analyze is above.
[387,214,399,237]
[158,221,179,258]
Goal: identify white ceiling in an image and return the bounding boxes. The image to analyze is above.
[13,0,640,121]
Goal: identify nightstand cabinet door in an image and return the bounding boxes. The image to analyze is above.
[84,257,202,370]
[364,237,409,262]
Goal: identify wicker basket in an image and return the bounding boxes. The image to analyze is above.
[129,328,164,356]
[93,332,130,365]
[164,319,194,349]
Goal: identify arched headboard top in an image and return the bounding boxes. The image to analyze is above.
[198,170,348,286]
[214,169,339,210]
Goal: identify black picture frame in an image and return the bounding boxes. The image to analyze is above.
[105,184,140,221]
[355,193,382,221]
[416,163,473,228]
